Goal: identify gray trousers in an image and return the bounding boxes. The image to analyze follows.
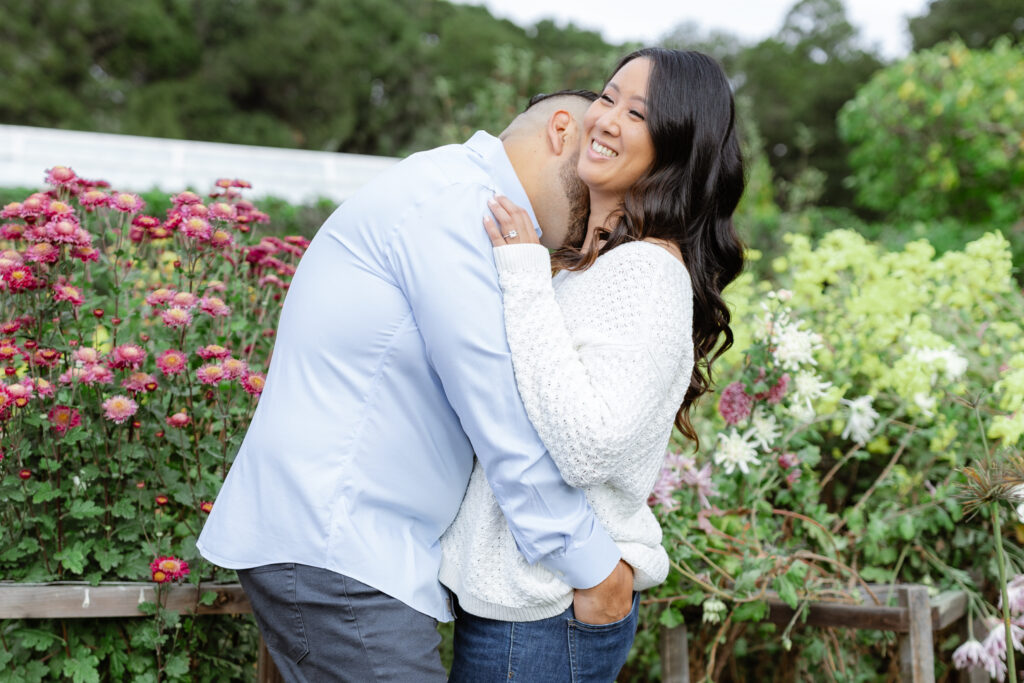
[238,563,446,683]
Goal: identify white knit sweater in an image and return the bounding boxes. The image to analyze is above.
[439,240,695,621]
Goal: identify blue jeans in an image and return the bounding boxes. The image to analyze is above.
[449,592,640,682]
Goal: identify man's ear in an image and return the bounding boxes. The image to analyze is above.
[546,110,576,156]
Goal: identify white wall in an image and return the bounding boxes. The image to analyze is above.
[0,124,400,205]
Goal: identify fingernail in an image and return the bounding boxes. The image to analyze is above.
[487,199,497,206]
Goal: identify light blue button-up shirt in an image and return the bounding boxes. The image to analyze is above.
[197,132,620,621]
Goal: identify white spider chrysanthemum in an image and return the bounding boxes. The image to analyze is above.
[914,346,968,382]
[772,319,822,370]
[714,429,760,475]
[841,395,879,444]
[749,406,781,451]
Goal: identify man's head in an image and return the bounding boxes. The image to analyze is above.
[500,90,596,249]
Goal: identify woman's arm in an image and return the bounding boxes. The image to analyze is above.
[483,197,692,488]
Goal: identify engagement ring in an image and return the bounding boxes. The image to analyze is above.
[503,231,518,239]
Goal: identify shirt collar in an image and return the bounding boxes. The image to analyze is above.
[465,131,542,238]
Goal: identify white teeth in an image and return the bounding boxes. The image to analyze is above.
[591,140,617,158]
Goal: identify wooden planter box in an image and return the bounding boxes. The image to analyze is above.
[659,584,977,683]
[0,581,282,683]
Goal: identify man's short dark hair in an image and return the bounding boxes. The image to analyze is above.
[524,89,599,112]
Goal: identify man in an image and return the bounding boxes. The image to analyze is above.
[197,91,634,681]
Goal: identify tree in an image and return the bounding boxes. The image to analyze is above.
[909,0,1024,50]
[838,39,1024,226]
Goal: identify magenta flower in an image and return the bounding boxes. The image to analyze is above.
[102,395,138,424]
[80,363,114,385]
[210,202,237,221]
[53,283,84,307]
[0,223,25,240]
[72,246,100,263]
[145,288,176,306]
[170,291,198,309]
[24,242,59,264]
[718,381,753,425]
[171,191,202,207]
[156,349,188,375]
[45,165,78,188]
[30,377,55,397]
[161,307,193,328]
[109,192,145,213]
[0,202,23,219]
[48,405,82,435]
[241,372,265,397]
[196,364,226,385]
[79,189,109,209]
[72,347,101,364]
[180,216,211,241]
[44,199,74,217]
[122,372,158,393]
[222,357,248,379]
[150,556,189,583]
[199,296,231,317]
[108,344,147,370]
[165,410,191,428]
[196,344,230,360]
[209,228,234,250]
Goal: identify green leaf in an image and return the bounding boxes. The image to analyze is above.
[62,654,100,683]
[732,600,769,622]
[94,546,122,572]
[31,482,62,504]
[111,498,136,519]
[67,499,104,519]
[55,544,87,574]
[898,514,915,540]
[198,590,218,606]
[659,606,684,628]
[14,627,65,651]
[163,652,190,678]
[773,575,799,610]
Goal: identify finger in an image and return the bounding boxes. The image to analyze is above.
[486,197,514,230]
[482,215,505,247]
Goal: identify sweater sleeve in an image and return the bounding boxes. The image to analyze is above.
[492,243,688,488]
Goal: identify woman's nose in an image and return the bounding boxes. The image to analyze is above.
[596,108,621,136]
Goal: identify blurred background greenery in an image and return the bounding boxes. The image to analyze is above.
[1,0,1021,269]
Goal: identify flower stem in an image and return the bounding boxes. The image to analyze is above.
[992,501,1017,675]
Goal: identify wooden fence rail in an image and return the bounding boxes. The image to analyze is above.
[0,581,282,682]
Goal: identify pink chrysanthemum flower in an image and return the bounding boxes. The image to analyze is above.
[45,166,78,188]
[0,223,25,240]
[122,372,158,393]
[196,364,226,385]
[181,203,210,219]
[170,291,198,309]
[5,382,33,407]
[258,274,284,289]
[0,202,23,219]
[171,191,202,207]
[165,410,191,428]
[53,283,85,307]
[199,296,231,317]
[150,556,189,583]
[19,194,48,220]
[241,372,265,397]
[718,381,753,425]
[24,242,59,264]
[156,349,188,375]
[145,288,176,306]
[102,395,138,424]
[284,235,310,249]
[72,246,100,263]
[196,344,230,360]
[180,216,211,240]
[108,344,147,370]
[30,377,55,397]
[132,215,160,230]
[30,348,62,368]
[79,189,109,209]
[0,320,21,335]
[208,228,234,249]
[200,501,213,513]
[45,216,82,244]
[222,357,248,379]
[777,452,800,470]
[161,307,192,328]
[45,199,74,217]
[753,371,790,404]
[0,340,22,361]
[149,224,172,239]
[48,405,82,435]
[80,363,114,385]
[209,202,237,221]
[109,192,145,213]
[72,347,101,364]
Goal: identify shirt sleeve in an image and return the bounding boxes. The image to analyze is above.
[383,183,620,589]
[492,243,689,488]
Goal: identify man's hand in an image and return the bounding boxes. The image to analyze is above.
[572,560,634,625]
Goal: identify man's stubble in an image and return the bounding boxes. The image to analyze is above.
[560,149,589,250]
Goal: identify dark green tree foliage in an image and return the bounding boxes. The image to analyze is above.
[732,0,882,207]
[909,0,1024,50]
[0,0,616,156]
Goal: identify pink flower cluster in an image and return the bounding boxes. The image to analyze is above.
[718,371,790,426]
[953,574,1024,680]
[649,450,718,513]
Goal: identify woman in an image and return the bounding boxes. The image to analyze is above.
[440,48,745,681]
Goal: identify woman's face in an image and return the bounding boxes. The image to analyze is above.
[578,57,656,203]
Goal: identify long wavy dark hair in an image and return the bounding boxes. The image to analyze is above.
[551,48,746,449]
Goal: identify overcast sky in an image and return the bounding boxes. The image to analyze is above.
[456,0,933,58]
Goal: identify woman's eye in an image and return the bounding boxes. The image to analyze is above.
[630,110,646,121]
[600,93,614,104]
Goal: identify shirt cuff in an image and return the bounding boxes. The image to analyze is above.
[492,243,551,276]
[542,525,622,589]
